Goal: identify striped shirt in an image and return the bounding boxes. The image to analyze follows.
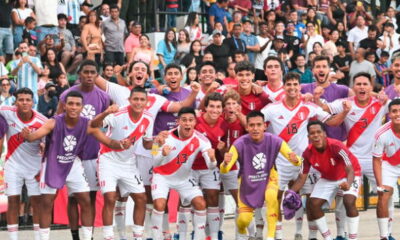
[0,95,15,106]
[67,0,84,25]
[11,56,42,91]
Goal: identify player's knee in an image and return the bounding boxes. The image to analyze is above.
[133,193,147,206]
[236,212,253,232]
[343,195,356,208]
[104,193,118,206]
[192,196,206,210]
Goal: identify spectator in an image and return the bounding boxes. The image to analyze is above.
[180,40,203,68]
[323,29,339,57]
[37,82,58,118]
[0,78,15,106]
[175,29,191,63]
[348,15,369,57]
[366,51,377,63]
[102,5,127,66]
[166,0,179,29]
[34,0,59,42]
[157,28,177,77]
[100,3,111,22]
[240,20,260,63]
[379,22,400,57]
[302,21,324,57]
[38,34,64,61]
[288,10,305,39]
[102,63,118,84]
[209,0,229,32]
[223,62,237,86]
[185,67,198,87]
[255,22,272,81]
[375,51,391,87]
[204,30,230,71]
[202,51,214,62]
[0,0,13,63]
[303,7,322,34]
[284,21,301,59]
[55,72,69,98]
[359,25,380,53]
[252,0,264,30]
[227,11,242,34]
[184,12,203,41]
[22,17,37,46]
[333,41,352,86]
[11,0,36,47]
[326,0,346,28]
[268,36,286,57]
[229,0,252,17]
[81,10,103,63]
[348,1,373,28]
[124,21,142,61]
[0,59,9,80]
[61,0,84,32]
[313,42,323,57]
[128,34,155,78]
[38,65,52,95]
[349,47,376,86]
[207,22,225,45]
[44,48,66,82]
[223,23,246,58]
[291,54,313,83]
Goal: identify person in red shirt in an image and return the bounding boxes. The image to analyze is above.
[290,120,361,240]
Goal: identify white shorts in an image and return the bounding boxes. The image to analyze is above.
[4,162,40,197]
[40,158,90,195]
[301,170,321,195]
[359,158,377,191]
[310,176,361,205]
[382,161,400,189]
[137,155,153,186]
[82,159,98,191]
[220,169,238,192]
[98,155,145,197]
[192,169,221,190]
[277,165,300,191]
[151,174,203,206]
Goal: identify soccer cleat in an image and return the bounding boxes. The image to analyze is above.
[389,235,396,240]
[335,236,347,240]
[218,230,224,240]
[295,234,303,240]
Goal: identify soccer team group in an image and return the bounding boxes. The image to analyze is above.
[2,54,400,240]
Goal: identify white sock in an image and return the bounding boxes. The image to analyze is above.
[144,204,153,238]
[207,207,220,240]
[151,209,164,240]
[378,218,389,239]
[81,226,93,240]
[275,221,283,239]
[315,216,333,240]
[7,224,18,240]
[308,220,318,239]
[114,201,126,240]
[247,217,256,237]
[255,208,264,238]
[33,224,40,240]
[237,233,248,240]
[103,225,114,240]
[163,212,171,239]
[347,216,359,240]
[193,210,207,240]
[39,228,50,240]
[295,207,304,235]
[335,195,346,237]
[218,192,225,230]
[132,224,144,239]
[178,207,191,240]
[388,196,394,235]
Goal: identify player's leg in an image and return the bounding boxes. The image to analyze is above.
[6,195,20,240]
[137,155,154,239]
[265,168,279,240]
[302,171,320,240]
[67,196,81,240]
[236,187,255,240]
[144,185,154,239]
[130,192,147,239]
[191,196,207,240]
[25,176,42,240]
[202,169,221,240]
[334,193,346,240]
[39,194,57,240]
[342,181,360,240]
[151,174,171,239]
[220,169,239,240]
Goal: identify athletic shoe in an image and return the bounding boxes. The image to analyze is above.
[295,234,303,240]
[335,236,347,240]
[389,235,396,240]
[173,233,179,240]
[218,230,224,240]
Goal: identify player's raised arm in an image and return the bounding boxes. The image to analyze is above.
[166,81,200,113]
[220,145,239,174]
[324,100,351,126]
[87,125,130,150]
[203,148,217,169]
[21,119,55,142]
[279,141,302,167]
[90,104,119,128]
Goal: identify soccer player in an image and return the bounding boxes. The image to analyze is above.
[21,91,128,240]
[221,110,301,240]
[58,60,111,240]
[261,72,349,240]
[290,120,361,240]
[0,88,47,240]
[90,87,154,240]
[373,98,400,240]
[262,56,285,102]
[151,107,217,240]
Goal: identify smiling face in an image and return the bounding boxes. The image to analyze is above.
[205,100,223,121]
[284,78,301,99]
[165,67,182,90]
[129,62,149,87]
[128,91,147,114]
[139,35,149,47]
[177,113,197,138]
[246,116,266,142]
[198,65,216,86]
[65,96,83,119]
[237,70,254,91]
[389,104,400,125]
[391,58,400,80]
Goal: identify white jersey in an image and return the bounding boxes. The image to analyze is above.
[261,100,331,167]
[99,106,154,164]
[262,83,285,103]
[328,97,388,160]
[0,106,47,172]
[105,81,171,157]
[152,129,212,182]
[373,122,400,166]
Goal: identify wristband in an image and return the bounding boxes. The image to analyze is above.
[377,186,389,192]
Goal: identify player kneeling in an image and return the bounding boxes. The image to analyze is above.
[290,120,361,240]
[150,107,217,240]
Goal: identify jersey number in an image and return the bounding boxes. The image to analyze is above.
[308,173,318,185]
[176,153,188,164]
[360,118,368,128]
[286,123,298,135]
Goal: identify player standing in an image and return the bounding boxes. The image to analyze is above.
[1,88,47,240]
[290,120,361,240]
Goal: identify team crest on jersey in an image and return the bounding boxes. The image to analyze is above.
[297,112,305,120]
[330,158,336,166]
[252,152,267,170]
[81,104,96,120]
[250,102,255,110]
[233,130,239,138]
[63,135,77,152]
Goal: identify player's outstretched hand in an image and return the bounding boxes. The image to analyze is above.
[154,131,169,146]
[339,181,350,191]
[288,152,299,165]
[207,149,216,162]
[342,100,352,113]
[377,89,388,105]
[191,81,201,92]
[20,127,31,140]
[251,83,263,95]
[224,152,233,165]
[162,145,172,156]
[119,138,132,149]
[302,92,313,102]
[105,104,119,114]
[313,86,324,100]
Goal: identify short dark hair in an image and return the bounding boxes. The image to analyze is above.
[283,72,301,84]
[130,86,147,97]
[24,16,35,25]
[353,72,372,84]
[178,107,196,117]
[235,61,255,74]
[78,60,98,73]
[246,110,265,122]
[197,61,216,73]
[65,91,84,102]
[389,98,400,111]
[263,56,284,72]
[15,88,34,99]
[58,13,68,20]
[368,25,379,32]
[110,4,119,11]
[381,51,390,58]
[312,55,330,68]
[204,92,224,108]
[295,54,306,60]
[129,61,151,75]
[164,63,182,75]
[307,120,326,133]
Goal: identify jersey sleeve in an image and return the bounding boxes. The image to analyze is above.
[200,139,216,169]
[220,145,239,174]
[106,81,130,105]
[279,141,302,166]
[328,98,344,114]
[103,114,115,128]
[334,144,353,166]
[260,106,271,122]
[301,150,311,174]
[314,105,331,122]
[144,117,154,140]
[372,134,385,158]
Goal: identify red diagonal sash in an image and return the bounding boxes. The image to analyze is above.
[279,106,310,142]
[347,101,382,148]
[6,122,42,161]
[153,137,200,175]
[383,147,400,166]
[100,117,150,154]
